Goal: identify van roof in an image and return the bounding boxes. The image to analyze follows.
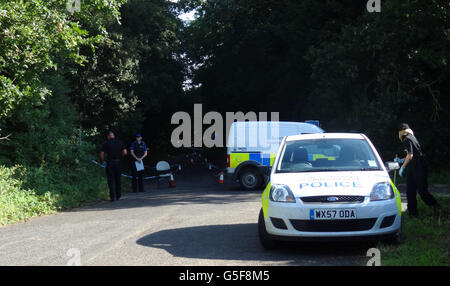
[230,121,316,126]
[229,121,324,132]
[286,133,365,141]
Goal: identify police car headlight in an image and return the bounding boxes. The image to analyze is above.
[370,182,394,201]
[269,184,296,203]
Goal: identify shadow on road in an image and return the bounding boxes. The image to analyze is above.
[78,188,260,212]
[78,165,262,212]
[136,223,373,266]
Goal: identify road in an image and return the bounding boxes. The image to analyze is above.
[0,166,407,266]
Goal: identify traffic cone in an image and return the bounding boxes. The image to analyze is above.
[169,174,176,188]
[218,171,224,184]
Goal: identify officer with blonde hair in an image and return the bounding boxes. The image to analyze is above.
[395,123,439,217]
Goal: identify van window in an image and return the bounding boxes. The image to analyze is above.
[227,122,289,150]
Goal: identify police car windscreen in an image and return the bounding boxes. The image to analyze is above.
[276,139,381,173]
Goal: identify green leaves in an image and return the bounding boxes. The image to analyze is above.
[181,0,449,168]
[305,0,450,162]
[0,0,125,122]
[0,0,127,164]
[0,163,108,225]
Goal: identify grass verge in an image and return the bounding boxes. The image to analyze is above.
[0,163,109,226]
[428,170,450,186]
[378,196,450,266]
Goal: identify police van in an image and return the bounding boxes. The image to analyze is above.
[226,121,324,190]
[259,133,402,248]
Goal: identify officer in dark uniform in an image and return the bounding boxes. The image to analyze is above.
[130,133,148,192]
[100,131,127,201]
[396,123,439,217]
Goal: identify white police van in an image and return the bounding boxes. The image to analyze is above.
[227,121,324,190]
[259,133,402,248]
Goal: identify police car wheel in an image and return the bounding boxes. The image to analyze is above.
[239,168,261,190]
[258,209,279,250]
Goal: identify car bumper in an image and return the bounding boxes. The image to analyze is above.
[265,197,401,239]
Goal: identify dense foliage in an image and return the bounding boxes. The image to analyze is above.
[0,0,184,224]
[181,0,449,166]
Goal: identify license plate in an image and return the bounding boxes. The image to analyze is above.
[310,208,357,220]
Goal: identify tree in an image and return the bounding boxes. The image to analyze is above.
[0,0,125,164]
[306,0,450,164]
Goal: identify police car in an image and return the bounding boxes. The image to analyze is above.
[258,133,402,249]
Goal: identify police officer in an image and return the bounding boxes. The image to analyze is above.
[130,133,148,192]
[395,123,439,217]
[100,131,127,201]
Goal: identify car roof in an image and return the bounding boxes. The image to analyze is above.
[285,133,366,141]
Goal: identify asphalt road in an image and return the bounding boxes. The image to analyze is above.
[0,165,409,266]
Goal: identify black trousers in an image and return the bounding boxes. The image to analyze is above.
[406,161,438,216]
[131,161,144,192]
[106,161,122,201]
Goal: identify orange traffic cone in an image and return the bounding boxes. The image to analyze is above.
[169,174,176,188]
[218,171,224,184]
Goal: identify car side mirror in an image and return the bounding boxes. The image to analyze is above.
[385,161,400,172]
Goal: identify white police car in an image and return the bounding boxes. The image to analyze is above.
[258,133,402,249]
